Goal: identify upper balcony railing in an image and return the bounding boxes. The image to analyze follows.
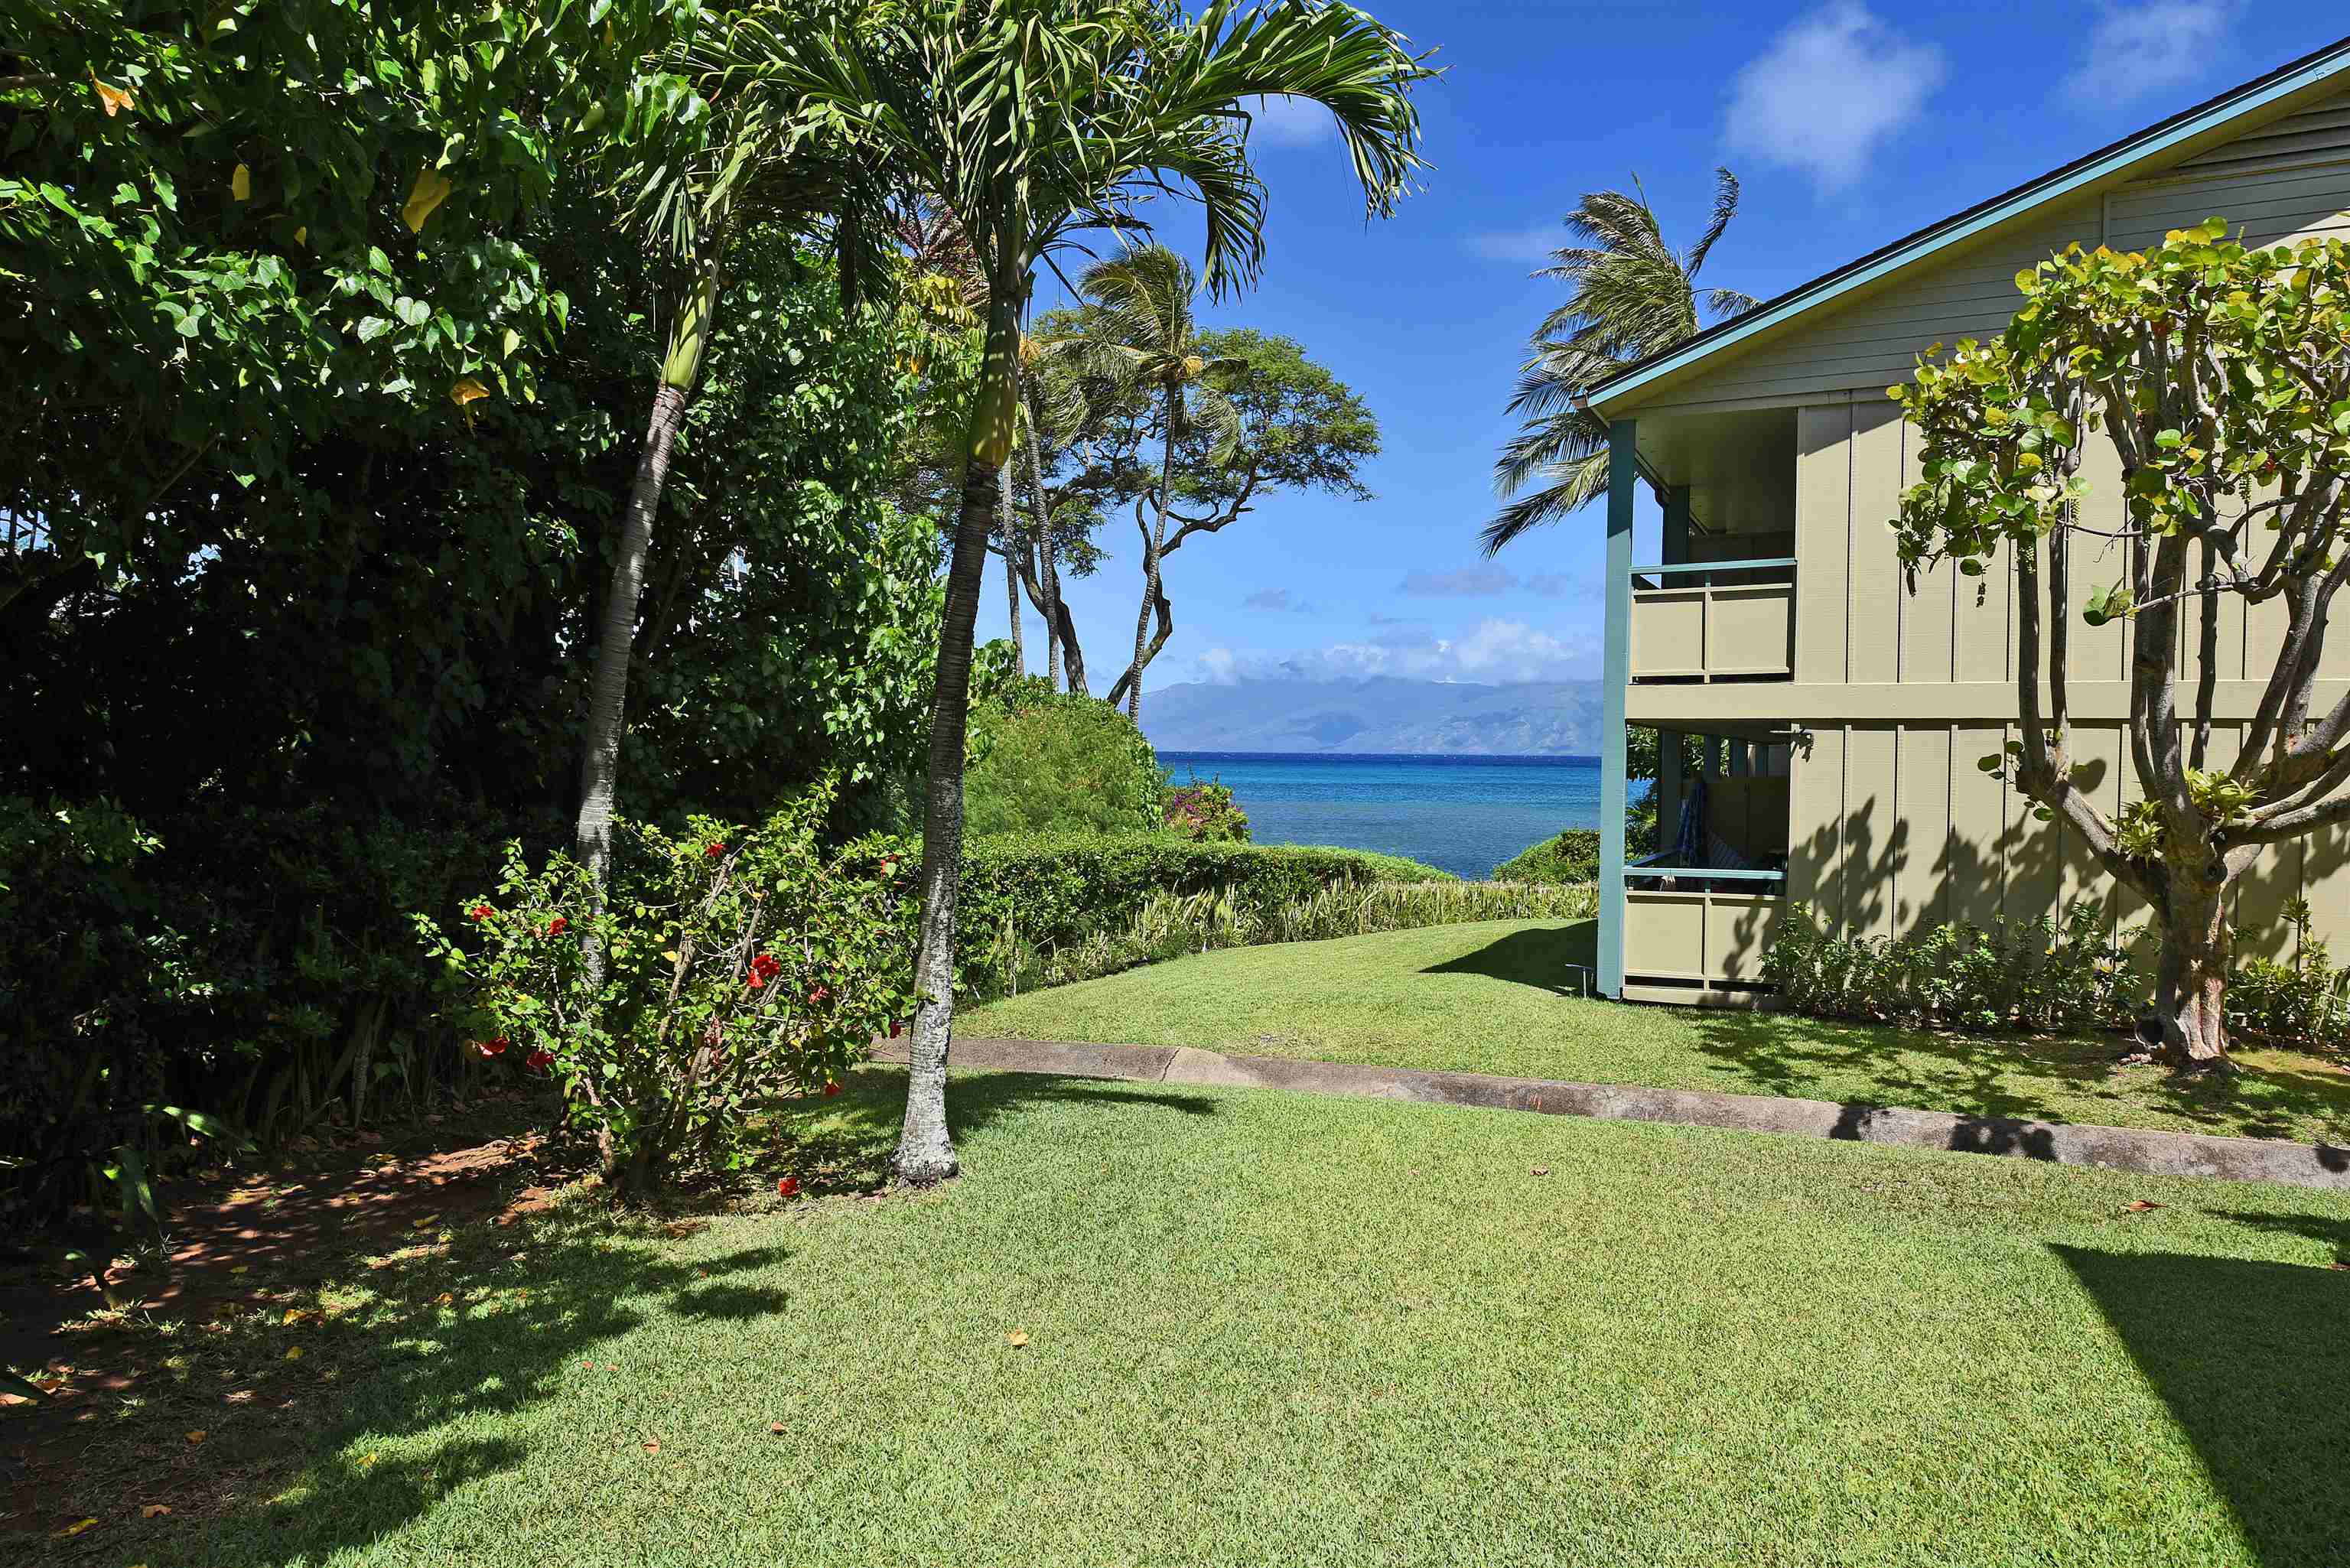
[1628,557,1795,682]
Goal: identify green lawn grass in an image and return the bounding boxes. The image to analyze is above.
[962,919,2350,1145]
[82,1070,2350,1567]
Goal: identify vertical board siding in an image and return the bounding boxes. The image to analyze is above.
[1841,726,1901,940]
[1789,725,1847,929]
[1795,404,1854,684]
[1847,405,1907,683]
[1948,725,2008,926]
[1896,725,1951,933]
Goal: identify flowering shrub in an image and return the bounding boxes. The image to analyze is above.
[1762,901,2140,1035]
[418,789,918,1195]
[1163,781,1251,843]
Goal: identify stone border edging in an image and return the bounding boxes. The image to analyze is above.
[869,1036,2350,1193]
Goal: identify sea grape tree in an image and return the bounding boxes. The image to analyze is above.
[1892,220,2350,1069]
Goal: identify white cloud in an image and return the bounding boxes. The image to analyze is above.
[1465,223,1561,265]
[2065,2,2236,103]
[1723,3,1944,191]
[1243,94,1333,148]
[1195,619,1601,685]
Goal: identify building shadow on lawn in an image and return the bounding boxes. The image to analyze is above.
[1420,921,1597,998]
[2054,1244,2350,1568]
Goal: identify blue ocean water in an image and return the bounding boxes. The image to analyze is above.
[1160,752,1617,881]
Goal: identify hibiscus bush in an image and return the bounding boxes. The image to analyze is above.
[418,789,918,1195]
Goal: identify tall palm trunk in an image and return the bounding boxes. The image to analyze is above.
[574,252,719,1020]
[1020,404,1063,691]
[895,267,1021,1187]
[1000,454,1023,673]
[1126,382,1180,721]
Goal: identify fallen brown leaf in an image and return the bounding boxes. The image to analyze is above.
[2123,1199,2164,1214]
[141,1504,171,1519]
[1529,1165,1551,1176]
[1005,1330,1030,1348]
[184,1430,207,1445]
[768,1422,786,1436]
[642,1440,660,1456]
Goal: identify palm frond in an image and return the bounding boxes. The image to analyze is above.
[1486,164,1754,551]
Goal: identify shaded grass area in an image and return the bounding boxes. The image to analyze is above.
[962,919,2350,1145]
[19,1069,2350,1567]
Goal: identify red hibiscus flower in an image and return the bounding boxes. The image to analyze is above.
[888,1019,905,1039]
[823,1081,841,1098]
[526,1047,555,1073]
[776,1176,801,1198]
[545,915,568,937]
[467,903,493,922]
[807,984,831,1006]
[750,953,783,982]
[472,1036,509,1060]
[704,841,726,860]
[746,971,765,990]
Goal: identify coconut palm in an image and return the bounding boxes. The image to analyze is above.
[1483,168,1759,556]
[724,0,1431,1185]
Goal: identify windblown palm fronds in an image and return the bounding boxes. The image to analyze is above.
[1484,168,1759,555]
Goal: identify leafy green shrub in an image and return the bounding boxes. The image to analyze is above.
[1163,780,1251,842]
[2228,899,2350,1048]
[0,795,513,1229]
[418,792,917,1196]
[963,680,1168,838]
[1493,828,1599,885]
[1762,901,2138,1034]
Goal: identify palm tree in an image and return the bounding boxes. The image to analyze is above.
[1058,245,1240,721]
[571,10,885,1023]
[1483,168,1759,556]
[728,0,1431,1185]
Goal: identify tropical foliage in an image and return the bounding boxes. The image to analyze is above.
[964,677,1169,838]
[1893,222,2350,1066]
[2,0,1437,1220]
[1484,169,1759,554]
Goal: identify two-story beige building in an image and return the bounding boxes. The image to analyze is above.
[1585,34,2350,1003]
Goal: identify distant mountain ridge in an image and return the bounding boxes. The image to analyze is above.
[1138,676,1605,756]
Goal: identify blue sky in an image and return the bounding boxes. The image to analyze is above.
[972,2,2346,692]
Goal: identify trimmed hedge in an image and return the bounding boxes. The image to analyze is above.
[935,833,1453,963]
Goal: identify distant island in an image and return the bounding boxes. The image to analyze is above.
[1138,676,1605,755]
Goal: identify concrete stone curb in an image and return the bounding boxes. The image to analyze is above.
[867,1036,2350,1193]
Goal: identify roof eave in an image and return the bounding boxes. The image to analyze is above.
[1582,33,2350,418]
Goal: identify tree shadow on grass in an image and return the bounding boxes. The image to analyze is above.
[2054,1244,2350,1567]
[148,1221,786,1567]
[1678,1010,2118,1126]
[1420,921,1597,997]
[43,1072,1204,1566]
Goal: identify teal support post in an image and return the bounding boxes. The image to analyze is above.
[1662,486,1691,568]
[1599,421,1636,1000]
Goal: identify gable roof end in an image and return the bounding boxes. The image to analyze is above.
[1581,31,2350,416]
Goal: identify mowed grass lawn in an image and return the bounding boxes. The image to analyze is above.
[69,1070,2350,1568]
[962,919,2350,1146]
